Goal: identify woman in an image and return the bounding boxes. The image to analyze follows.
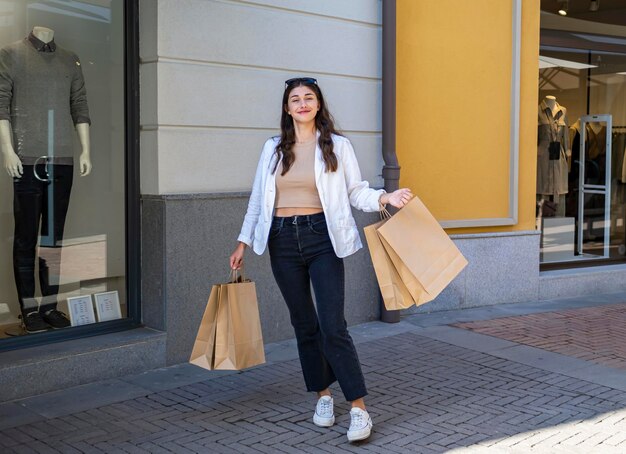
[230,77,412,442]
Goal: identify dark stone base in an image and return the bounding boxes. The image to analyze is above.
[0,328,166,402]
[141,192,382,365]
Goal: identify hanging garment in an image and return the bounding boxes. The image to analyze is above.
[614,132,626,183]
[537,100,570,198]
[611,132,626,183]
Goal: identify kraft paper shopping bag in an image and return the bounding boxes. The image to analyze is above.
[377,196,468,306]
[190,272,265,370]
[189,284,220,369]
[364,217,414,310]
[213,278,265,370]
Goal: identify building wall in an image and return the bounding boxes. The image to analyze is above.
[397,0,540,233]
[139,0,386,364]
[138,0,626,368]
[11,0,626,404]
[393,0,626,306]
[7,1,626,402]
[389,0,552,316]
[139,0,384,195]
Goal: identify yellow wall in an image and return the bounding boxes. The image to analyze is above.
[397,0,540,233]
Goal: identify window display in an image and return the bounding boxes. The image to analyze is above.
[0,1,126,338]
[538,17,626,265]
[1,26,91,333]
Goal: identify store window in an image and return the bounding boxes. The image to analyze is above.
[0,0,137,343]
[538,1,626,266]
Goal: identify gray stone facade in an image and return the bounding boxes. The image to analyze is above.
[4,0,626,406]
[140,194,554,366]
[0,328,165,402]
[141,193,382,365]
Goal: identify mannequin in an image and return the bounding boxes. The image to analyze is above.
[1,26,91,178]
[0,26,91,333]
[543,95,557,115]
[537,95,570,217]
[32,26,54,44]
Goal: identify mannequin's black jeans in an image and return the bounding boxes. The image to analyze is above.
[13,164,73,317]
[268,212,367,402]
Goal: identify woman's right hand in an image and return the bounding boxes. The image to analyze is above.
[229,242,246,270]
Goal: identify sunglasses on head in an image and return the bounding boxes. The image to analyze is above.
[285,77,317,88]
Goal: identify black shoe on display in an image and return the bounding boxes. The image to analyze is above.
[23,312,51,333]
[42,309,71,329]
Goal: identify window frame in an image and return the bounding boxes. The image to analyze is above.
[0,0,141,352]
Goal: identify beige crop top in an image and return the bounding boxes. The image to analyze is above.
[275,140,323,209]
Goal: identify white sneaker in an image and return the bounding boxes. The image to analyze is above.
[347,407,372,442]
[313,395,335,427]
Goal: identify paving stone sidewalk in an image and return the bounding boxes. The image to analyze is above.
[453,303,626,371]
[1,292,626,453]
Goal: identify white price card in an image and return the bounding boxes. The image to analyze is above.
[94,291,122,322]
[67,295,96,326]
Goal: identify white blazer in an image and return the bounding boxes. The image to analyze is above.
[237,133,384,258]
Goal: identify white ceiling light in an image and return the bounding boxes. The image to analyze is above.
[558,0,569,15]
[589,0,600,12]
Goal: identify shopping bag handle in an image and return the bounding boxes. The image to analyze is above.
[228,267,247,283]
[378,207,392,220]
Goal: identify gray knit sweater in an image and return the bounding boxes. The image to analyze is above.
[0,34,90,164]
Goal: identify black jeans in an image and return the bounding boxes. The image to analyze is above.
[13,164,73,316]
[268,212,367,402]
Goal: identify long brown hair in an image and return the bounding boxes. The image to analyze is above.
[274,79,340,175]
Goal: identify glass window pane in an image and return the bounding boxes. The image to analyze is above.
[538,18,626,266]
[580,192,607,258]
[0,1,126,337]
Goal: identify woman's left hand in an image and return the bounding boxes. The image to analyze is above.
[380,188,413,209]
